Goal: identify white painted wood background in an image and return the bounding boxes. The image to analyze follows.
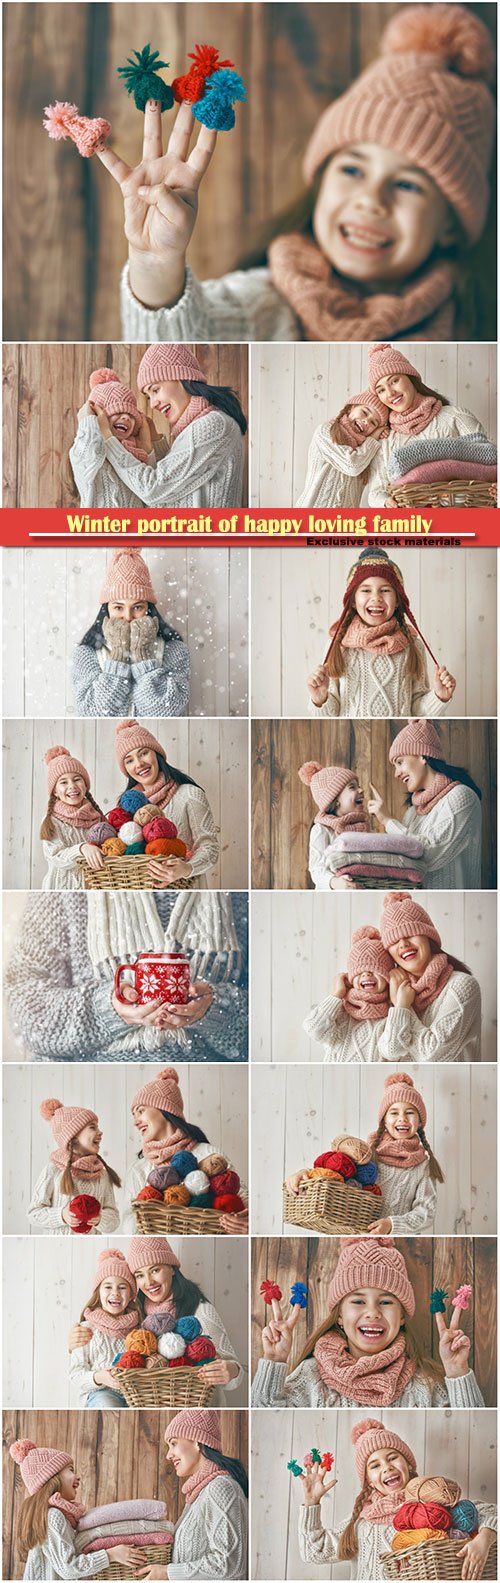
[2,1062,248,1234]
[250,342,498,506]
[251,891,496,1064]
[2,1234,248,1410]
[3,546,248,718]
[250,546,497,717]
[251,1408,497,1580]
[2,717,249,889]
[250,1064,496,1237]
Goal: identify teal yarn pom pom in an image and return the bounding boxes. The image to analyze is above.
[192,69,246,132]
[287,1460,303,1478]
[429,1287,448,1313]
[117,45,174,112]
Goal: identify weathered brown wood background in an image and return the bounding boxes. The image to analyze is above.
[3,3,496,341]
[251,1236,497,1404]
[251,719,497,888]
[3,343,248,507]
[3,1409,248,1579]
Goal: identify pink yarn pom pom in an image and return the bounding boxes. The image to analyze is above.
[453,1284,472,1311]
[43,102,111,157]
[303,1453,313,1468]
[9,1439,36,1465]
[40,1098,62,1120]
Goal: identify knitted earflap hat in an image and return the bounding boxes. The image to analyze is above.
[131,1067,185,1118]
[303,5,495,242]
[100,547,156,605]
[115,719,165,775]
[298,761,356,816]
[389,719,443,763]
[351,1419,416,1486]
[347,926,393,983]
[368,345,421,390]
[325,549,438,671]
[40,1098,98,1161]
[45,746,90,795]
[380,892,442,951]
[376,1071,427,1128]
[95,1247,137,1296]
[164,1410,222,1452]
[128,1236,180,1275]
[137,344,206,392]
[89,368,140,420]
[9,1439,73,1495]
[328,1236,415,1316]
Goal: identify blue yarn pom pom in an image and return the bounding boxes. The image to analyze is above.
[170,1150,198,1178]
[290,1281,308,1309]
[449,1501,479,1533]
[175,1315,202,1341]
[119,789,147,813]
[192,69,246,132]
[355,1161,378,1185]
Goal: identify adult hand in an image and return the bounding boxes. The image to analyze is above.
[148,856,194,886]
[103,615,131,662]
[285,1170,310,1196]
[134,1568,168,1580]
[198,1359,239,1385]
[307,665,329,707]
[457,1527,496,1580]
[434,665,456,702]
[107,1546,143,1569]
[219,1209,248,1234]
[300,1465,337,1507]
[367,1217,393,1234]
[68,1322,93,1351]
[136,412,153,451]
[80,842,106,871]
[384,497,399,507]
[154,980,214,1031]
[333,973,348,999]
[434,1303,471,1378]
[367,782,389,826]
[111,984,169,1028]
[262,1297,303,1364]
[329,876,358,890]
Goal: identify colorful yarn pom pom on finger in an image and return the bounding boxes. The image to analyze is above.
[43,103,111,157]
[453,1284,472,1311]
[287,1461,303,1478]
[311,1449,322,1464]
[321,1453,334,1471]
[290,1281,308,1308]
[260,1280,282,1303]
[172,45,235,104]
[117,45,174,112]
[192,69,246,132]
[303,1454,313,1468]
[429,1288,448,1314]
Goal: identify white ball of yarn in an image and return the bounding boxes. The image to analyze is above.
[158,1332,186,1359]
[183,1170,210,1196]
[120,820,141,845]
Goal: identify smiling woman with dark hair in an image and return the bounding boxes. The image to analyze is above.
[368,718,483,891]
[72,546,189,718]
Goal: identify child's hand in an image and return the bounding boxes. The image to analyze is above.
[434,665,456,702]
[329,875,358,890]
[457,1526,496,1580]
[333,973,348,999]
[94,1367,119,1390]
[78,400,95,422]
[285,1169,310,1195]
[68,1322,93,1351]
[262,1297,302,1364]
[389,967,415,1010]
[368,1217,393,1234]
[488,483,497,502]
[107,1545,143,1569]
[434,1303,471,1378]
[384,497,399,507]
[300,1465,337,1507]
[148,856,193,886]
[80,842,105,870]
[367,782,389,826]
[94,406,112,439]
[307,665,329,706]
[61,1205,83,1229]
[97,100,217,309]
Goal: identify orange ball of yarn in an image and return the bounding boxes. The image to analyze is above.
[101,837,126,857]
[391,1529,448,1553]
[136,1185,163,1203]
[164,1184,191,1206]
[146,837,187,857]
[308,1167,344,1182]
[125,1329,157,1357]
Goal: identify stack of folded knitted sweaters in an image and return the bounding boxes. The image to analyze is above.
[75,1500,173,1554]
[324,831,425,888]
[389,434,497,487]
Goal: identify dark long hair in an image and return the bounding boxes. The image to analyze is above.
[125,749,200,793]
[403,754,482,805]
[181,379,247,435]
[80,602,182,650]
[198,1445,248,1498]
[136,1267,207,1320]
[137,1109,209,1157]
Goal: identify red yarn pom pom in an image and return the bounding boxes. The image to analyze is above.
[260,1280,282,1303]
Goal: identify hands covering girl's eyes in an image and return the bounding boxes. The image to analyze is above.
[389,968,416,1010]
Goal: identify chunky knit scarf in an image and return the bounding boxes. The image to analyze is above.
[313,1332,415,1406]
[115,431,150,465]
[389,394,442,436]
[182,1461,229,1506]
[341,615,408,656]
[343,984,389,1022]
[338,413,370,450]
[49,1494,87,1529]
[405,950,454,1012]
[373,1131,427,1170]
[315,808,370,836]
[267,233,456,343]
[361,1487,411,1524]
[412,773,460,816]
[142,1128,195,1166]
[50,1149,104,1179]
[132,773,178,808]
[52,798,99,829]
[83,1304,140,1339]
[170,396,213,441]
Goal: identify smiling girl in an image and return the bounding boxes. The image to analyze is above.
[28,1098,120,1234]
[307,548,456,717]
[366,1072,443,1235]
[69,1248,140,1409]
[296,392,388,508]
[251,1237,484,1409]
[366,344,490,506]
[72,547,189,719]
[377,891,481,1062]
[115,718,219,888]
[40,747,105,891]
[68,368,157,508]
[302,924,392,1062]
[368,719,483,890]
[122,1066,248,1235]
[10,1437,137,1578]
[299,761,369,891]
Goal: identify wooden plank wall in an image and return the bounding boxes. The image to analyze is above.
[250,344,498,510]
[250,1065,497,1237]
[2,343,248,508]
[251,1407,496,1580]
[250,890,497,1063]
[3,1235,249,1409]
[250,546,497,719]
[3,544,249,718]
[3,717,249,889]
[251,719,497,889]
[250,1237,497,1404]
[3,1063,249,1232]
[3,1409,248,1581]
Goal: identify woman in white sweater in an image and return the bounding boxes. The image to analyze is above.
[368,718,483,891]
[366,342,491,507]
[295,391,388,507]
[377,891,481,1063]
[114,717,219,889]
[28,1097,120,1235]
[133,1411,248,1581]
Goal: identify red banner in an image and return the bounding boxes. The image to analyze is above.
[0,506,498,546]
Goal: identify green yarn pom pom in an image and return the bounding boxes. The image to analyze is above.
[287,1460,303,1478]
[117,45,174,112]
[429,1287,448,1314]
[311,1449,322,1464]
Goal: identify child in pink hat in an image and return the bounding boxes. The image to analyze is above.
[377,891,481,1062]
[252,1235,484,1412]
[296,389,388,509]
[114,718,219,887]
[122,1066,248,1235]
[68,1247,140,1410]
[298,760,369,891]
[368,721,483,890]
[9,1435,137,1576]
[366,343,495,509]
[302,925,392,1064]
[27,1097,121,1235]
[366,1071,443,1237]
[72,544,190,719]
[40,745,106,890]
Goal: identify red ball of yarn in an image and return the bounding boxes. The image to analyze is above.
[314,1151,356,1179]
[212,1193,246,1214]
[106,807,129,831]
[118,1351,146,1370]
[210,1170,240,1196]
[69,1194,101,1222]
[146,837,187,857]
[143,816,178,842]
[184,1336,217,1364]
[362,1183,383,1196]
[168,1355,188,1369]
[136,1185,163,1203]
[393,1503,452,1533]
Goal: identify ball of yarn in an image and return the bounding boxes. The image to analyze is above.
[190,1191,213,1208]
[391,1530,448,1553]
[170,1151,198,1178]
[331,1135,372,1166]
[87,821,115,845]
[184,1336,217,1364]
[125,1328,157,1357]
[143,816,178,842]
[197,1152,227,1177]
[168,1355,188,1369]
[102,837,127,857]
[118,1350,146,1370]
[120,820,142,845]
[210,1170,240,1196]
[158,1332,186,1359]
[393,1503,451,1533]
[148,1165,181,1192]
[142,1312,177,1337]
[69,1194,101,1221]
[406,1477,461,1506]
[355,1161,378,1185]
[183,1170,210,1196]
[136,1185,163,1203]
[449,1501,479,1534]
[118,789,148,813]
[362,1183,383,1196]
[126,841,146,855]
[175,1316,202,1341]
[133,803,160,827]
[145,837,187,857]
[308,1167,344,1181]
[314,1151,356,1179]
[212,1193,245,1214]
[164,1184,191,1206]
[106,806,129,831]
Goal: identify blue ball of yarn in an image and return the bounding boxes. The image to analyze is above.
[175,1315,202,1341]
[125,840,146,855]
[449,1501,479,1533]
[355,1161,378,1185]
[119,789,147,813]
[170,1150,198,1178]
[190,1191,213,1208]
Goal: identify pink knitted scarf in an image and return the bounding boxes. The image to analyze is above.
[412,773,460,816]
[83,1304,140,1338]
[343,985,389,1023]
[267,233,456,342]
[52,798,98,828]
[405,950,454,1011]
[361,1487,410,1524]
[182,1460,229,1506]
[50,1150,104,1179]
[144,1293,177,1318]
[170,396,213,441]
[314,808,370,835]
[389,394,442,435]
[313,1332,415,1406]
[49,1494,86,1529]
[342,615,408,656]
[113,430,150,465]
[143,1128,195,1166]
[133,773,178,809]
[374,1131,427,1170]
[338,413,369,450]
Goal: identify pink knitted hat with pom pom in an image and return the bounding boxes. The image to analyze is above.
[302,4,495,242]
[389,719,443,762]
[131,1067,185,1117]
[347,926,393,982]
[376,1071,427,1128]
[368,345,421,389]
[100,547,156,605]
[137,344,206,391]
[298,761,356,815]
[40,1098,98,1158]
[380,892,442,951]
[351,1418,416,1486]
[328,1237,415,1316]
[89,369,140,420]
[45,746,90,795]
[164,1410,222,1452]
[94,1247,137,1296]
[128,1236,180,1275]
[9,1439,73,1495]
[115,720,165,775]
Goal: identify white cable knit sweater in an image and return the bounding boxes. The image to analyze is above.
[251,1356,485,1409]
[102,415,244,509]
[304,994,386,1062]
[121,261,298,344]
[69,1299,243,1408]
[41,787,219,890]
[295,424,381,507]
[297,1499,497,1581]
[27,1161,119,1234]
[23,1510,108,1580]
[378,972,481,1062]
[368,406,487,506]
[386,787,482,889]
[308,639,447,719]
[168,1477,248,1579]
[376,1159,437,1234]
[69,415,169,508]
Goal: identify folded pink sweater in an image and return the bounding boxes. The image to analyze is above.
[82,1532,173,1554]
[396,459,497,485]
[78,1500,167,1530]
[334,831,423,858]
[338,864,423,885]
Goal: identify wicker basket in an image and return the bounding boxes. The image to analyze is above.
[132,1199,225,1235]
[114,1364,215,1408]
[392,481,495,508]
[283,1178,375,1234]
[103,1543,172,1580]
[381,1539,497,1580]
[79,856,195,891]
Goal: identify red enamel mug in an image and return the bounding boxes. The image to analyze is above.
[113,950,191,1006]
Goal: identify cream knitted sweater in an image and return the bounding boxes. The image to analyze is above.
[121,261,298,344]
[69,1299,243,1408]
[304,994,385,1062]
[69,415,168,508]
[376,1159,437,1234]
[297,1499,497,1581]
[386,787,482,889]
[368,406,487,506]
[295,424,381,507]
[251,1356,484,1409]
[23,1511,108,1580]
[378,972,481,1062]
[27,1161,119,1234]
[168,1477,248,1579]
[308,639,447,719]
[102,415,244,509]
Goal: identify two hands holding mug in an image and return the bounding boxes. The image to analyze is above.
[111,953,213,1033]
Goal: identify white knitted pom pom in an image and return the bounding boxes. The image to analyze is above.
[158,1332,186,1359]
[120,820,141,845]
[183,1170,210,1196]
